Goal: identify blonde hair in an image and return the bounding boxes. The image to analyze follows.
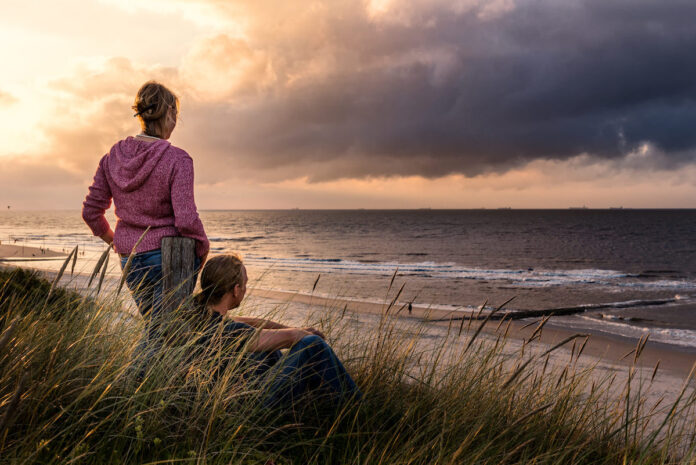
[194,254,245,307]
[131,81,179,138]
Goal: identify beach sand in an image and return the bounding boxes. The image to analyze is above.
[6,260,694,380]
[0,244,66,261]
[248,288,696,438]
[253,288,696,379]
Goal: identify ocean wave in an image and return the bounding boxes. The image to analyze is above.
[244,255,696,290]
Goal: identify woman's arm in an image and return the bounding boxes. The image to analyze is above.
[82,157,114,243]
[100,230,115,246]
[170,155,210,258]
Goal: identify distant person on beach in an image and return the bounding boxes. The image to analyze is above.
[82,81,209,348]
[189,254,360,410]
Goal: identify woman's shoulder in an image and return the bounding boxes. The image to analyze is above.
[164,143,193,162]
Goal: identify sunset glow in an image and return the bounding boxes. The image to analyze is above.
[2,0,695,209]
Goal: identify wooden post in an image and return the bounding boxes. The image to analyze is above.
[161,236,197,314]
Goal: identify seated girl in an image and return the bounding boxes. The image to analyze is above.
[189,254,360,410]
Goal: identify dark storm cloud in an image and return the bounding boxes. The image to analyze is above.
[180,0,696,182]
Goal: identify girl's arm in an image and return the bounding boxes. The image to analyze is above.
[82,157,114,244]
[231,316,289,329]
[247,328,313,352]
[232,316,326,339]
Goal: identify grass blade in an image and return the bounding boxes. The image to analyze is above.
[463,297,514,353]
[47,245,77,302]
[502,358,535,389]
[96,251,110,296]
[638,361,696,459]
[385,282,406,317]
[0,319,18,357]
[634,334,649,363]
[388,267,398,292]
[540,334,590,358]
[88,246,111,287]
[0,372,27,434]
[70,244,78,276]
[651,361,660,383]
[527,315,551,343]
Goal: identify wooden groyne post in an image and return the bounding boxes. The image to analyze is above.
[161,237,197,314]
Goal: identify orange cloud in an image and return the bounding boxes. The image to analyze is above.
[2,0,696,209]
[181,34,276,101]
[0,90,18,106]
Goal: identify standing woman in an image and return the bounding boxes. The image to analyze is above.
[82,81,209,348]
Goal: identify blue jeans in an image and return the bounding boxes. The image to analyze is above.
[120,250,164,319]
[256,335,361,409]
[120,249,201,366]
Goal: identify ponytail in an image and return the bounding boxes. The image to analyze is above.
[193,254,244,313]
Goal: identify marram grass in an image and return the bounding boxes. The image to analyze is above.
[0,266,695,465]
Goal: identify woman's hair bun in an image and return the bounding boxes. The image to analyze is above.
[132,81,179,136]
[133,102,160,121]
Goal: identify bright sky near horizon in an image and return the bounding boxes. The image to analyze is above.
[1,0,695,209]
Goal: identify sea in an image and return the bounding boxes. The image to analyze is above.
[1,209,695,350]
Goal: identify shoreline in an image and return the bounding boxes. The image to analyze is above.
[252,287,696,380]
[3,260,695,381]
[0,243,66,261]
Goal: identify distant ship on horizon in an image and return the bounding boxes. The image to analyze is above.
[569,205,588,210]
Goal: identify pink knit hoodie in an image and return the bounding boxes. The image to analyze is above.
[82,137,209,258]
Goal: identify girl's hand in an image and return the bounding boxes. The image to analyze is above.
[302,327,326,340]
[292,328,315,344]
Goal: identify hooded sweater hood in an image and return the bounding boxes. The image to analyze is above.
[105,137,172,192]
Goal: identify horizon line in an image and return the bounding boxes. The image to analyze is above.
[4,207,696,212]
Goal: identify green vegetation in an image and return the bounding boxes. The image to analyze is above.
[0,265,695,464]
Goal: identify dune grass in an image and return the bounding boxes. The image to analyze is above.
[1,264,695,464]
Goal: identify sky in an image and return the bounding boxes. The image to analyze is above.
[1,0,695,209]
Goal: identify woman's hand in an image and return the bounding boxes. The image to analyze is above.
[99,230,115,250]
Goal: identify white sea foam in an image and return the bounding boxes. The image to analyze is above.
[571,315,696,349]
[245,255,696,291]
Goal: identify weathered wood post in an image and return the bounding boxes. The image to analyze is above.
[161,236,197,315]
